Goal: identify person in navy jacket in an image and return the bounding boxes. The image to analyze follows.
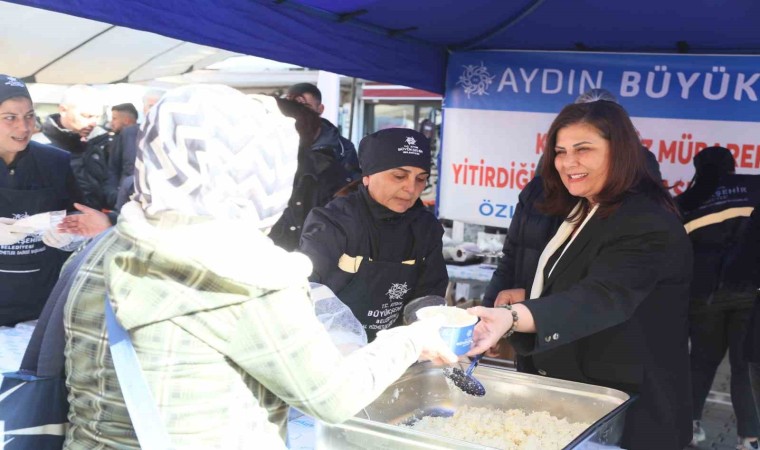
[0,74,83,326]
[677,146,760,449]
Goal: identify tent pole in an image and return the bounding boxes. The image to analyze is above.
[348,77,357,144]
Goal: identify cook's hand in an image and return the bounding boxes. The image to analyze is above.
[406,317,458,365]
[494,288,526,306]
[465,306,513,356]
[58,203,111,237]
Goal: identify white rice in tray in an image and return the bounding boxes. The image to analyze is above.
[408,405,589,450]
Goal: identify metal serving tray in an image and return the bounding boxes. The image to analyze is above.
[315,361,633,449]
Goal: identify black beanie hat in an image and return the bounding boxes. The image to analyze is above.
[358,128,431,176]
[693,146,735,178]
[0,75,31,105]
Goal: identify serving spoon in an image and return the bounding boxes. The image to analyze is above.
[444,353,486,397]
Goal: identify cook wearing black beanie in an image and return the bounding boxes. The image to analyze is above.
[299,127,447,341]
[359,128,431,175]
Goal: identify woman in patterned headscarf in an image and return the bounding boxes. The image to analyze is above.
[62,84,455,450]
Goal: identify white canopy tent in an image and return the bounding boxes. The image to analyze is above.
[0,1,239,84]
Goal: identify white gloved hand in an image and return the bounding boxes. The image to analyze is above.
[404,316,458,365]
[15,212,56,232]
[0,221,30,246]
[42,229,77,250]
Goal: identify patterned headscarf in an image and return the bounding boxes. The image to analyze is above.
[134,85,299,229]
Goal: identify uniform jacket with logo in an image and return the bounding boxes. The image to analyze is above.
[299,185,447,301]
[678,174,760,312]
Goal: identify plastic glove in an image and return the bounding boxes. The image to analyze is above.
[310,283,368,355]
[15,212,58,232]
[0,222,27,245]
[405,315,458,365]
[42,229,82,251]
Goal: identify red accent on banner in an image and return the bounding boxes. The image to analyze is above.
[450,159,536,190]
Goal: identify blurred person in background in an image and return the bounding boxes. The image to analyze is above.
[286,82,361,180]
[108,102,137,134]
[105,90,164,212]
[62,84,456,450]
[52,91,165,241]
[677,146,760,450]
[269,97,356,251]
[41,84,111,211]
[743,206,760,427]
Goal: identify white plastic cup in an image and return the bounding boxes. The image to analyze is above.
[416,306,478,355]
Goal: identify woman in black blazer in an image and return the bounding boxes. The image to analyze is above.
[468,101,693,450]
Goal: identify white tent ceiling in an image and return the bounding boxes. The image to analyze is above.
[0,1,239,84]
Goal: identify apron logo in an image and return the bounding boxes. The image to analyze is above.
[386,282,409,301]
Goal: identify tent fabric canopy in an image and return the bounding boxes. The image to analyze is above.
[4,0,760,93]
[0,2,238,84]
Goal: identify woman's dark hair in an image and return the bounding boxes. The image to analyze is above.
[274,97,321,153]
[540,101,678,221]
[676,146,735,213]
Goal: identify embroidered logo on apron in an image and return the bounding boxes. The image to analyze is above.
[386,282,410,301]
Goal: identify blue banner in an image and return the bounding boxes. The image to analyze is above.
[444,51,760,123]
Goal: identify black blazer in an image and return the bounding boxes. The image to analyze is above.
[510,192,693,450]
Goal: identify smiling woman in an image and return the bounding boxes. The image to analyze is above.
[0,74,83,327]
[540,100,673,222]
[553,123,610,204]
[0,97,36,165]
[466,101,693,449]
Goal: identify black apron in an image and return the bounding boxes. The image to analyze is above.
[0,157,69,326]
[336,199,422,342]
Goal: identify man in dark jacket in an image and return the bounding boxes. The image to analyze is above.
[286,83,361,180]
[100,103,137,209]
[104,90,164,211]
[41,84,111,211]
[742,206,760,422]
[269,98,355,251]
[299,128,448,341]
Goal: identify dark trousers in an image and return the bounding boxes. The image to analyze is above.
[690,308,760,437]
[752,363,760,419]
